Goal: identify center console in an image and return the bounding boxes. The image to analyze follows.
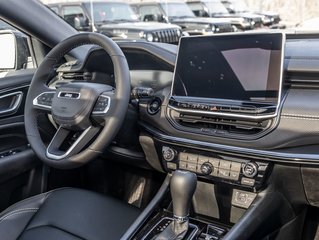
[161,146,270,192]
[133,32,286,240]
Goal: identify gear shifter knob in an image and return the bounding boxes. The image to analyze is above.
[171,170,197,219]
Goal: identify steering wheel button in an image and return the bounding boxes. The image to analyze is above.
[99,97,108,102]
[92,96,111,114]
[97,102,107,107]
[94,107,104,112]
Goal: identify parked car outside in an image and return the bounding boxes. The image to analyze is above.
[1,1,319,240]
[186,0,253,31]
[131,1,235,35]
[221,0,285,28]
[44,0,182,44]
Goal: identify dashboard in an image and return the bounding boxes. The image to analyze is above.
[50,33,319,194]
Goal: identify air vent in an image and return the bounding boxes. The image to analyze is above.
[285,71,319,88]
[176,113,271,136]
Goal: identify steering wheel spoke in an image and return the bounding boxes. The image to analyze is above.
[46,126,100,160]
[32,91,56,113]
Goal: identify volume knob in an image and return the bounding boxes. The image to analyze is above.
[200,162,213,175]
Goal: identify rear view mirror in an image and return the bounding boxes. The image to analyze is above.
[0,33,16,69]
[0,31,31,72]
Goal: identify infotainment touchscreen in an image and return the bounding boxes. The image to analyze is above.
[171,33,284,104]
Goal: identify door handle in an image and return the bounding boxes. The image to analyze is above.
[0,91,23,117]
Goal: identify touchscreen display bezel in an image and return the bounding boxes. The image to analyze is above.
[169,32,285,118]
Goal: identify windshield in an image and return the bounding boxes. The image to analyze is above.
[0,20,14,30]
[83,2,139,23]
[204,1,229,14]
[160,3,195,18]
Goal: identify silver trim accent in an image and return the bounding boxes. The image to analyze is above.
[169,32,286,120]
[58,91,80,99]
[173,215,189,223]
[92,95,111,114]
[0,91,23,116]
[141,217,198,240]
[46,126,93,160]
[33,92,55,110]
[168,105,276,120]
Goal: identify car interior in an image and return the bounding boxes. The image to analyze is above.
[0,0,319,240]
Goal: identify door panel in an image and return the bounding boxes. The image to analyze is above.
[0,70,44,211]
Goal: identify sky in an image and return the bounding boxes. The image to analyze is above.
[245,0,319,26]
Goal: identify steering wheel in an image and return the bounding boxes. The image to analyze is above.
[25,33,131,169]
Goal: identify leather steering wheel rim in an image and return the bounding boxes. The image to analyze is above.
[25,33,131,169]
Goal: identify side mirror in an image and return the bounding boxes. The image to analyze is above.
[0,31,30,72]
[74,16,90,31]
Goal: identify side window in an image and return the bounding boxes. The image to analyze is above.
[0,19,35,78]
[187,3,204,16]
[61,5,85,28]
[139,5,162,22]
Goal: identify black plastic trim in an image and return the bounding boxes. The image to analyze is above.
[121,174,171,240]
[140,122,319,165]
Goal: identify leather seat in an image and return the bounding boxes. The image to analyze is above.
[0,188,141,240]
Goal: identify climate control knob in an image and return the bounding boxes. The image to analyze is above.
[200,162,213,175]
[162,147,176,162]
[242,162,258,178]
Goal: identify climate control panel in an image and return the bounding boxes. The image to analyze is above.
[161,146,270,190]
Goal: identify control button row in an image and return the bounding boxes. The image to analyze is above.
[179,153,242,171]
[179,161,239,181]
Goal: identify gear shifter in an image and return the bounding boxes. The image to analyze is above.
[171,170,197,220]
[154,170,197,240]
